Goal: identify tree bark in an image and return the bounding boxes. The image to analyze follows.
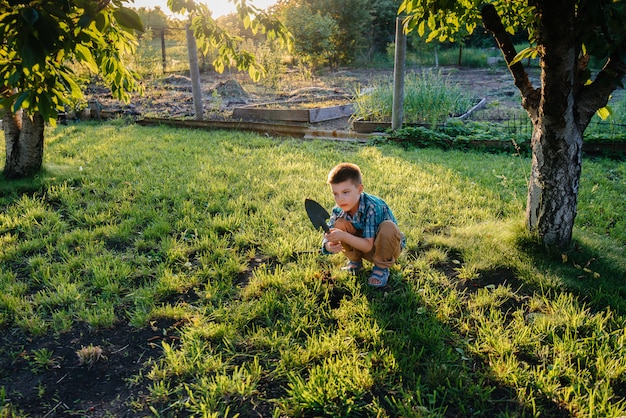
[525,0,581,252]
[482,1,584,252]
[3,110,46,179]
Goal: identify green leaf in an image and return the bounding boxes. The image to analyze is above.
[418,20,425,37]
[113,7,144,32]
[95,12,108,32]
[248,65,261,82]
[596,106,611,120]
[38,92,58,124]
[19,35,45,67]
[12,91,30,111]
[213,57,225,73]
[59,70,83,99]
[33,14,60,53]
[74,44,98,73]
[511,47,537,65]
[8,69,22,86]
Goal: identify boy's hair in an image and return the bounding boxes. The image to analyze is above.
[327,163,362,185]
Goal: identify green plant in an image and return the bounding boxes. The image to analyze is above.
[351,70,474,127]
[28,348,61,372]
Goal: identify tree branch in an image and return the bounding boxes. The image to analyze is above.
[481,4,540,116]
[577,50,626,128]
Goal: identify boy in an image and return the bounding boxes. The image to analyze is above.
[322,163,404,287]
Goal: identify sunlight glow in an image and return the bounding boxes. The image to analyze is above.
[129,0,278,18]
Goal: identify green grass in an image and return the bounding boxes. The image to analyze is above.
[1,121,626,416]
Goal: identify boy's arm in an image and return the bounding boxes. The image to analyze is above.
[324,229,374,253]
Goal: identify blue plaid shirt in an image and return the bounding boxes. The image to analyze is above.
[322,192,404,255]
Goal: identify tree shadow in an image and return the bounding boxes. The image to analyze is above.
[518,235,626,315]
[365,246,571,416]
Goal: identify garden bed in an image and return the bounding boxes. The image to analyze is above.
[352,98,488,133]
[232,97,354,123]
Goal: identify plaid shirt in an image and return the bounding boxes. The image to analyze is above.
[328,192,398,239]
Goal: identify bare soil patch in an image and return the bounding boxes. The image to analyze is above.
[82,66,531,130]
[0,318,185,416]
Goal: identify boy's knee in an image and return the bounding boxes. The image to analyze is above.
[377,220,400,239]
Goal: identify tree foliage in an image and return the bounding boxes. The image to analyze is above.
[168,0,289,81]
[135,6,170,33]
[369,0,403,53]
[0,0,144,124]
[275,0,373,66]
[283,5,338,67]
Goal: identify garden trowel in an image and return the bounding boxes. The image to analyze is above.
[305,199,330,233]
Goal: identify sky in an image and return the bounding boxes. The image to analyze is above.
[129,0,278,18]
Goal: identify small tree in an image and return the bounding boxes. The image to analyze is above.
[1,0,288,180]
[399,0,626,252]
[283,5,338,68]
[1,1,144,179]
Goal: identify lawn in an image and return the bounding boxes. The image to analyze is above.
[1,120,625,416]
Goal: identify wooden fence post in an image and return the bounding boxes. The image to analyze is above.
[160,28,167,74]
[186,24,203,121]
[392,17,407,131]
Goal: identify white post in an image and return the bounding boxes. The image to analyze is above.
[186,24,203,120]
[392,17,406,130]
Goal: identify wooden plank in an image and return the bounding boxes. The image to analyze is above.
[308,104,354,123]
[136,117,372,142]
[232,107,309,122]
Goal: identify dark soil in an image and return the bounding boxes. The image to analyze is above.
[0,319,184,416]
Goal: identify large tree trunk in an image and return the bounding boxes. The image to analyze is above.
[482,1,581,252]
[526,110,583,251]
[3,110,46,179]
[525,0,581,252]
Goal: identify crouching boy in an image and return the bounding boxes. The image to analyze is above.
[322,163,404,287]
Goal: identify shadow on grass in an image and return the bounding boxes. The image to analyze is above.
[365,249,570,416]
[0,166,83,209]
[519,235,626,315]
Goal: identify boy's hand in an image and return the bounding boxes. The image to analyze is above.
[324,228,346,253]
[325,240,342,253]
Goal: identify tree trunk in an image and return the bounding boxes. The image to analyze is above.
[482,1,583,252]
[526,114,583,252]
[3,110,46,179]
[525,0,581,252]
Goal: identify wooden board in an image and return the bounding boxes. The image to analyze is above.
[233,102,354,123]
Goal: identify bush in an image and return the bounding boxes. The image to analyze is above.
[387,120,531,153]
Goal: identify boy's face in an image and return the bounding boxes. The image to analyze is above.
[330,180,363,215]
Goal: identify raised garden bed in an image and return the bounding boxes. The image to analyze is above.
[232,98,353,123]
[352,98,488,133]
